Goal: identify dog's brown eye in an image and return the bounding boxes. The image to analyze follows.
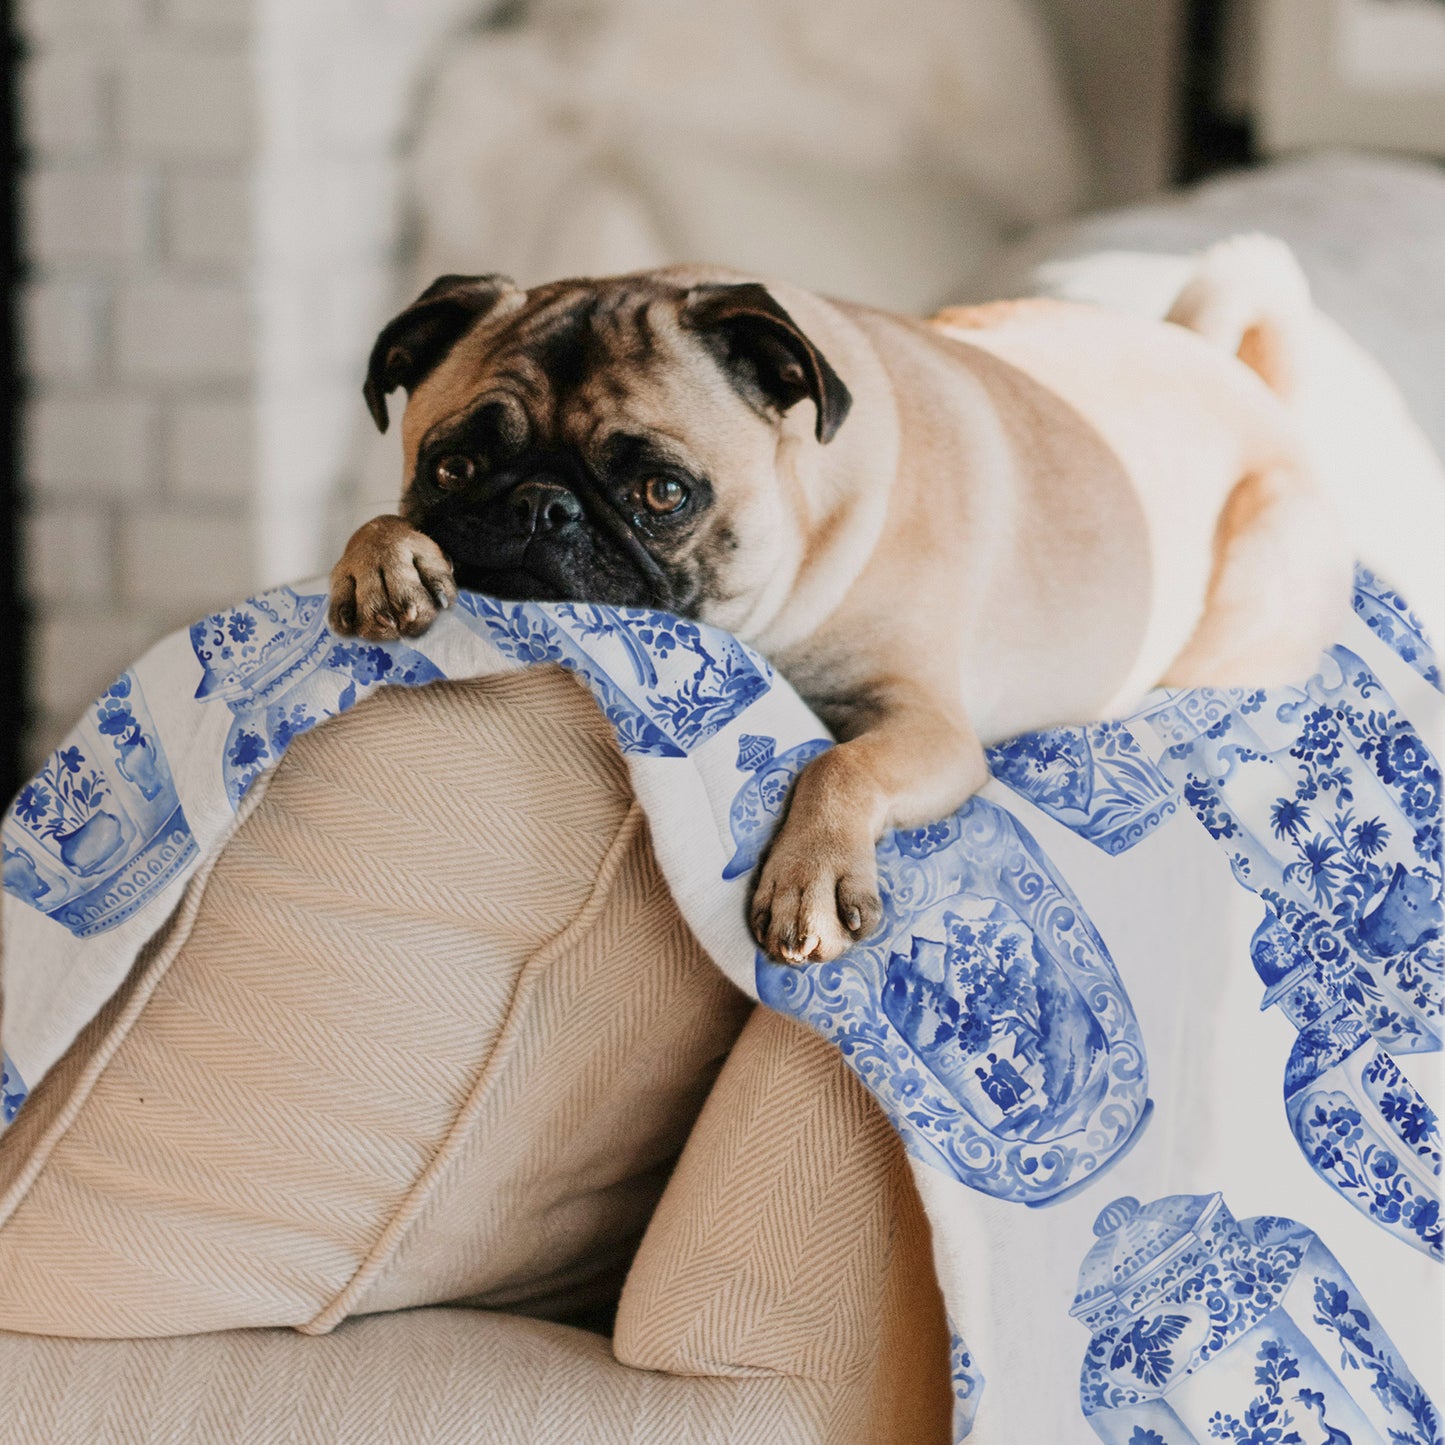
[641,476,687,515]
[434,454,475,490]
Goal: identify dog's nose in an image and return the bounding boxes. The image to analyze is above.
[506,479,584,537]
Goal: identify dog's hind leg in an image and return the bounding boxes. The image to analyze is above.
[1161,461,1353,690]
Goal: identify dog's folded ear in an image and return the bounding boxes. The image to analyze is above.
[364,274,519,432]
[682,283,852,443]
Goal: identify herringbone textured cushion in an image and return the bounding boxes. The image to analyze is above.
[616,1009,952,1443]
[0,1308,850,1445]
[0,669,750,1337]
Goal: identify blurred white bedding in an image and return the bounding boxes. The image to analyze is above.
[408,0,1089,314]
[973,152,1445,463]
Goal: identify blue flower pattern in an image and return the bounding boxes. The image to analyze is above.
[1141,647,1442,1261]
[949,1325,983,1443]
[1352,566,1441,692]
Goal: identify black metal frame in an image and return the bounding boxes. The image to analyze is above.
[0,0,21,806]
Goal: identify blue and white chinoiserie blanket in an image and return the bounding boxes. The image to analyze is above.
[2,567,1442,1444]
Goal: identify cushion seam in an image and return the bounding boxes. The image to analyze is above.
[0,769,277,1232]
[302,799,648,1335]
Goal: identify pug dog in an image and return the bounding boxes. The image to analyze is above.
[330,249,1351,965]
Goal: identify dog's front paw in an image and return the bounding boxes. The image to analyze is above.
[750,826,883,966]
[329,515,457,641]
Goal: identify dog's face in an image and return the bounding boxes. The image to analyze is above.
[365,272,851,627]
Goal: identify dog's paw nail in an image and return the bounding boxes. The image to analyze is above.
[843,906,862,933]
[800,933,820,958]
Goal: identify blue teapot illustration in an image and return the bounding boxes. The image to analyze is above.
[758,797,1152,1205]
[1073,1192,1439,1444]
[3,671,196,938]
[190,588,444,806]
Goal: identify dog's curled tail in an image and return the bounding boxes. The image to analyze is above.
[1165,233,1312,400]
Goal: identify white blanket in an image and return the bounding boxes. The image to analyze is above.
[2,571,1441,1442]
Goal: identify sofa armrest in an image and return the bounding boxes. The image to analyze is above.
[614,1009,952,1444]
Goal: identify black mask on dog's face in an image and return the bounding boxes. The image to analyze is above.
[363,272,851,618]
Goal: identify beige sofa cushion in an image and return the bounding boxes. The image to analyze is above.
[0,669,750,1337]
[0,1308,862,1445]
[0,1011,952,1445]
[617,1010,952,1444]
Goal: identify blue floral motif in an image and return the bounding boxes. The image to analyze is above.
[454,595,770,757]
[1311,1276,1441,1444]
[988,719,1178,854]
[1073,1193,1439,1444]
[3,670,196,937]
[948,1323,983,1443]
[758,797,1151,1205]
[1353,565,1441,692]
[722,733,831,880]
[1,1051,25,1125]
[189,588,445,806]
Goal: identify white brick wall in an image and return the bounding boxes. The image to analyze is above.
[20,0,258,761]
[19,0,479,764]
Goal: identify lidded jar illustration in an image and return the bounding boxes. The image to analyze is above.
[3,670,196,938]
[723,733,831,880]
[190,588,443,806]
[1250,917,1443,1262]
[758,797,1152,1205]
[1073,1192,1438,1444]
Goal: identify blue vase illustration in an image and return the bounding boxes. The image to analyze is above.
[721,733,831,880]
[1073,1192,1440,1444]
[3,670,197,938]
[1136,644,1443,1257]
[759,797,1151,1205]
[454,596,771,758]
[1251,917,1442,1261]
[1140,646,1441,1055]
[190,587,445,806]
[988,720,1179,855]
